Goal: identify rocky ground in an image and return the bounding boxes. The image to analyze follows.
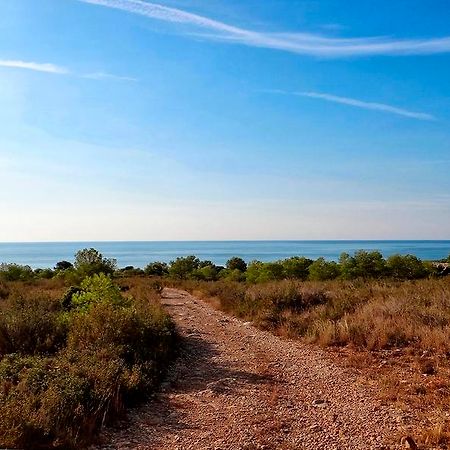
[93,288,415,450]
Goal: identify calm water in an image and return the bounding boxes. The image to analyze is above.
[0,241,449,269]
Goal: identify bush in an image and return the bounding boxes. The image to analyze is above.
[386,254,429,280]
[226,257,247,272]
[0,296,67,357]
[169,255,200,279]
[74,248,117,278]
[0,263,34,282]
[144,262,169,276]
[308,258,340,281]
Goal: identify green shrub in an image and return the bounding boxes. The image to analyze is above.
[308,258,340,281]
[0,263,34,282]
[74,248,117,278]
[70,273,130,312]
[144,262,169,276]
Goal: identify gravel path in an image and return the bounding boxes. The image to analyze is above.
[96,288,407,450]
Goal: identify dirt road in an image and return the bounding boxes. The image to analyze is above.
[96,288,408,449]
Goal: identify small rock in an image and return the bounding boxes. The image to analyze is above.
[312,399,328,407]
[401,436,418,449]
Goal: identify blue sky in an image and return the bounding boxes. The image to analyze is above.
[1,0,449,241]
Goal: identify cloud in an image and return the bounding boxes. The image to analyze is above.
[0,59,137,82]
[266,90,435,121]
[78,0,450,57]
[0,60,69,74]
[82,72,138,82]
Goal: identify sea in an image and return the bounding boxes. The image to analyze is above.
[0,241,449,269]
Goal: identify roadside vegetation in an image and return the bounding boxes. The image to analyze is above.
[0,249,176,449]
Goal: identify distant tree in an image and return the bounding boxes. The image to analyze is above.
[308,258,340,281]
[55,260,73,271]
[386,254,429,280]
[226,257,247,272]
[34,268,54,279]
[192,265,219,281]
[74,248,117,277]
[246,261,284,283]
[144,262,169,277]
[282,257,313,280]
[0,263,34,282]
[339,251,386,279]
[169,255,200,279]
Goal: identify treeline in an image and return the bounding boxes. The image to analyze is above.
[1,248,449,284]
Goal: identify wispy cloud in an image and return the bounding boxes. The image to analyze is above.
[78,0,450,57]
[0,59,137,82]
[296,92,435,120]
[0,60,69,74]
[82,72,138,82]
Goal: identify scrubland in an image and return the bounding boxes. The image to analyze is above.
[0,275,176,449]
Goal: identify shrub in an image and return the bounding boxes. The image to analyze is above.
[308,258,340,281]
[246,261,285,283]
[169,255,200,279]
[386,254,429,280]
[74,248,117,278]
[339,251,386,279]
[0,296,67,357]
[226,257,247,272]
[0,276,176,449]
[0,263,34,282]
[144,262,169,276]
[282,257,313,280]
[70,273,129,312]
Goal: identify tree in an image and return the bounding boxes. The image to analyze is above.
[0,263,34,281]
[246,261,284,283]
[144,262,169,277]
[55,260,73,271]
[169,255,200,279]
[282,257,313,280]
[226,257,247,272]
[308,258,340,281]
[386,254,428,280]
[74,248,117,277]
[339,251,386,279]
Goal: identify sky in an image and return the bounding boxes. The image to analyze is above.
[0,0,450,241]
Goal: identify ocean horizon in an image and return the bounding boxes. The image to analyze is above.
[1,240,449,269]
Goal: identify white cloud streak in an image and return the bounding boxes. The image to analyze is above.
[296,92,436,120]
[78,0,450,57]
[82,72,138,81]
[0,60,69,74]
[0,59,137,82]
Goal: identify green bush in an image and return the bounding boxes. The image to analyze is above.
[70,273,129,312]
[0,263,34,282]
[169,255,200,279]
[308,258,340,281]
[74,248,117,278]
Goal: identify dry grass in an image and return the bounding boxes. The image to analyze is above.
[180,276,450,448]
[0,276,176,449]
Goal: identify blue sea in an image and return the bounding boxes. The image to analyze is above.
[0,241,449,269]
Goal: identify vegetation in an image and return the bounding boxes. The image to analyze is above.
[0,266,176,449]
[180,276,450,352]
[1,247,449,448]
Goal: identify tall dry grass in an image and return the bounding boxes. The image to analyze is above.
[181,277,450,354]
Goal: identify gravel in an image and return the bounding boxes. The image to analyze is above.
[93,288,408,450]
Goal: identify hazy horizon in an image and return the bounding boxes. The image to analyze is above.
[1,1,449,241]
